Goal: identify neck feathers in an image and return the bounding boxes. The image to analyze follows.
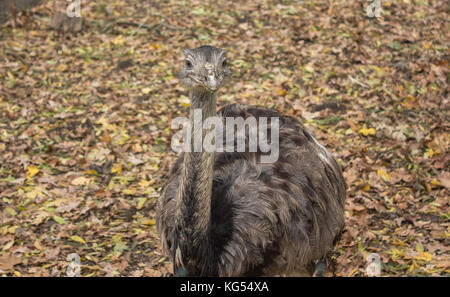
[174,88,217,275]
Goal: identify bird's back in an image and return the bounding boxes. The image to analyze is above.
[158,103,346,276]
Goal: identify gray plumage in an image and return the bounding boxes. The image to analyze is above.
[156,46,346,276]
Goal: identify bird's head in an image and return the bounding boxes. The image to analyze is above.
[179,46,231,93]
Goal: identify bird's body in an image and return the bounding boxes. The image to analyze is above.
[156,46,346,276]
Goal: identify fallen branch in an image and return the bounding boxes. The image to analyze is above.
[116,19,182,31]
[348,75,370,89]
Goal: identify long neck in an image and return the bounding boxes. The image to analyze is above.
[174,88,217,275]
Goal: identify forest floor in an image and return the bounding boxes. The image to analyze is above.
[0,0,448,276]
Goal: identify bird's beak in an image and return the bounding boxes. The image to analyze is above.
[206,78,218,92]
[205,72,218,92]
[204,63,218,92]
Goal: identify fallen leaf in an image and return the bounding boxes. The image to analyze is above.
[438,172,450,189]
[4,207,17,216]
[377,169,390,182]
[359,127,376,137]
[0,254,21,271]
[111,164,123,174]
[2,240,14,251]
[70,235,87,245]
[414,252,433,262]
[71,176,90,186]
[141,219,156,226]
[26,166,39,179]
[136,197,147,210]
[53,215,67,224]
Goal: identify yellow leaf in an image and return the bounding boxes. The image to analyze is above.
[348,267,358,277]
[178,96,190,107]
[149,43,161,50]
[360,184,371,192]
[430,179,440,186]
[423,42,432,49]
[359,127,376,137]
[414,252,432,262]
[408,261,417,273]
[57,64,68,72]
[96,117,115,131]
[26,166,39,179]
[70,235,87,245]
[389,248,404,259]
[139,179,154,188]
[276,88,286,96]
[377,169,390,181]
[123,188,136,195]
[86,169,98,175]
[393,238,407,246]
[111,164,123,174]
[53,215,67,224]
[304,65,314,73]
[136,197,147,210]
[369,65,385,77]
[415,243,424,253]
[139,179,150,188]
[112,35,125,46]
[71,176,90,186]
[26,185,45,200]
[142,87,152,95]
[141,219,156,226]
[7,226,19,234]
[424,148,439,159]
[32,213,48,225]
[114,131,130,145]
[84,265,101,271]
[5,207,17,216]
[26,189,38,200]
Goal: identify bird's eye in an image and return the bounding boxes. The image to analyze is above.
[222,59,227,67]
[185,60,193,68]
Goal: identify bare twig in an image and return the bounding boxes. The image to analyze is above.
[115,18,182,31]
[348,75,370,89]
[130,16,149,36]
